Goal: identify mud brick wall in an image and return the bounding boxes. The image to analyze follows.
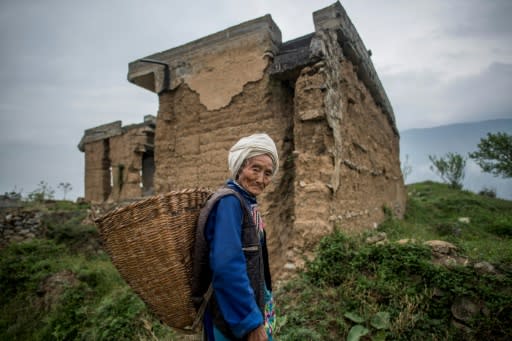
[119,2,406,279]
[155,78,295,281]
[154,79,292,194]
[80,118,155,203]
[108,124,153,201]
[84,140,111,203]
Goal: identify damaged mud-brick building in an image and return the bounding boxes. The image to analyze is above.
[79,2,407,277]
[78,115,156,203]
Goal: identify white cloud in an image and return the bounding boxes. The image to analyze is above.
[1,0,512,198]
[383,62,512,130]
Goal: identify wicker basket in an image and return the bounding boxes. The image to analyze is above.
[95,188,212,331]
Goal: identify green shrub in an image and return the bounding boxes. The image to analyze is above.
[27,181,55,203]
[0,239,66,300]
[305,231,356,285]
[429,153,467,189]
[68,286,147,341]
[479,187,497,198]
[486,216,512,237]
[42,210,100,255]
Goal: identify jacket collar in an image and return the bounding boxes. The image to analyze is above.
[226,179,257,204]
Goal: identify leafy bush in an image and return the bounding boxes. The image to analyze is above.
[42,210,99,254]
[57,182,73,200]
[0,239,66,301]
[479,187,497,198]
[2,188,22,201]
[0,240,70,339]
[429,153,467,189]
[486,216,512,237]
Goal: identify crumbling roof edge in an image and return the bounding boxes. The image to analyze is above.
[269,1,398,136]
[78,116,156,152]
[313,1,398,135]
[127,14,282,94]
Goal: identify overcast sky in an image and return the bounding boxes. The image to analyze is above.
[1,0,511,200]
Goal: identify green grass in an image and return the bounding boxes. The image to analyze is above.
[386,181,512,264]
[0,202,175,341]
[1,183,511,340]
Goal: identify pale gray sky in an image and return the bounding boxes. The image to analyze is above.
[1,0,511,199]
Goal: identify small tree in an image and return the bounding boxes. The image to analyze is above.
[478,187,497,198]
[401,154,413,181]
[27,181,55,202]
[3,187,23,201]
[469,132,512,178]
[58,182,73,200]
[429,152,466,189]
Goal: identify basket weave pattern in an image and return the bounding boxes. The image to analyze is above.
[95,188,212,329]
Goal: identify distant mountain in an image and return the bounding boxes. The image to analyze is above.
[400,118,512,199]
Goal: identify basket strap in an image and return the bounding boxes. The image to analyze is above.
[191,282,213,331]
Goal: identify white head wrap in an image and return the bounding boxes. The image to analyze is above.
[228,133,279,178]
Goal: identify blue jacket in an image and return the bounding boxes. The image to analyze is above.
[204,180,264,338]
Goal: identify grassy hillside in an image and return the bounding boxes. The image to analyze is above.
[1,182,511,340]
[0,202,177,341]
[277,182,512,340]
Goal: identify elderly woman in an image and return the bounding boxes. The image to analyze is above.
[192,133,278,341]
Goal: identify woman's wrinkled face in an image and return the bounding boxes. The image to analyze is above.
[237,154,273,197]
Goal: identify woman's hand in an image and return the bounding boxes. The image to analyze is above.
[247,325,268,341]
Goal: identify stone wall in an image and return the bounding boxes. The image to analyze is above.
[154,79,296,277]
[0,208,44,248]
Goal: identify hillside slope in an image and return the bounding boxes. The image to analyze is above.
[278,182,512,340]
[1,184,511,340]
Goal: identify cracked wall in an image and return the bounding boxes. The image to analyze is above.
[117,1,406,279]
[79,117,156,203]
[184,39,272,111]
[154,77,295,280]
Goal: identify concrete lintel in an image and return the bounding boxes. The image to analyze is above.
[122,119,155,133]
[78,121,122,152]
[78,116,156,152]
[134,143,154,153]
[128,14,282,94]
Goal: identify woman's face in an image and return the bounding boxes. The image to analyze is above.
[237,154,273,197]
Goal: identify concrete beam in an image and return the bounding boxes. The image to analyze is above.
[78,121,122,152]
[78,116,156,152]
[127,14,282,94]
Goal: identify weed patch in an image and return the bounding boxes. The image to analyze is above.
[0,238,175,340]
